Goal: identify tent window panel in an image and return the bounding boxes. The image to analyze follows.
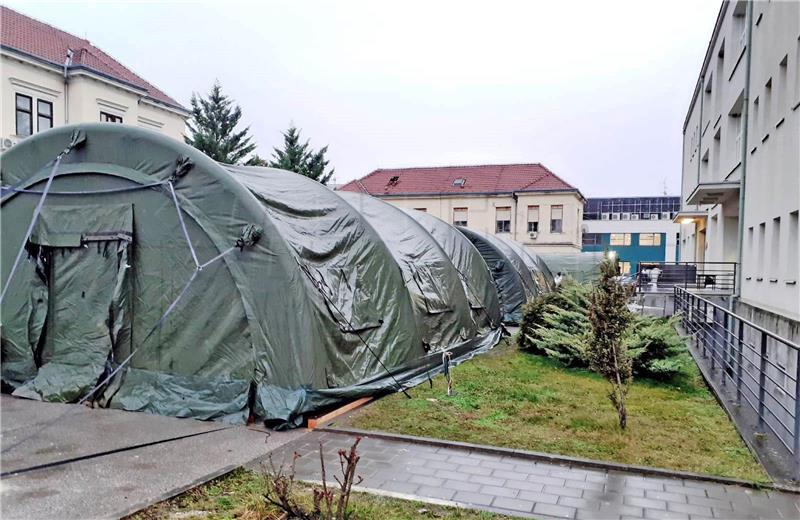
[495,207,511,233]
[527,206,539,232]
[550,205,563,233]
[453,207,468,227]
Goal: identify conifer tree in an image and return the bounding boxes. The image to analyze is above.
[185,81,259,165]
[270,125,335,184]
[588,259,633,429]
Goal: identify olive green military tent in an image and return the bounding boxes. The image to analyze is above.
[0,124,501,427]
[402,209,502,331]
[456,228,532,323]
[338,193,481,350]
[498,237,556,294]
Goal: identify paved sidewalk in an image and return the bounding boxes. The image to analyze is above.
[0,396,306,519]
[266,430,800,520]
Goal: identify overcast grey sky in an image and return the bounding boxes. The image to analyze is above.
[7,0,721,196]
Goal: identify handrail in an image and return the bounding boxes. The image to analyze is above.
[673,286,800,481]
[674,287,800,351]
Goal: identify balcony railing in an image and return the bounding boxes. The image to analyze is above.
[636,261,737,295]
[674,287,800,480]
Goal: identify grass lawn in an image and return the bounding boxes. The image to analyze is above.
[343,339,768,482]
[130,468,513,520]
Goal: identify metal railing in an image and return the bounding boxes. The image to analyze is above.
[636,261,737,294]
[674,287,800,480]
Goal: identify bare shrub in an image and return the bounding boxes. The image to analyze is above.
[261,437,363,520]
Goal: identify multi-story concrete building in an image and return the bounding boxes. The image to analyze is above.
[678,0,799,335]
[582,196,681,275]
[339,163,586,253]
[1,6,188,150]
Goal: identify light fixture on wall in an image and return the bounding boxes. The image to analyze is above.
[681,218,695,224]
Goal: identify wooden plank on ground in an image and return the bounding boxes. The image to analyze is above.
[308,397,372,430]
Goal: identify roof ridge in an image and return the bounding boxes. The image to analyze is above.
[371,162,545,172]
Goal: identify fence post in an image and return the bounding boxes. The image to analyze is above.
[758,331,768,428]
[710,305,716,372]
[703,301,709,360]
[736,318,744,405]
[794,355,800,481]
[722,311,729,386]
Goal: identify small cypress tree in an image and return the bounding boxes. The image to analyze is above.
[588,259,633,429]
[270,125,335,184]
[185,81,259,165]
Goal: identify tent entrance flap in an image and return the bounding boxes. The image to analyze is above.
[12,204,133,402]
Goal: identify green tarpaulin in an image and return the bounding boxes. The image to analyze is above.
[1,124,502,428]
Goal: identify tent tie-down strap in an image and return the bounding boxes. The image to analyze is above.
[0,129,86,305]
[295,259,411,399]
[1,180,262,454]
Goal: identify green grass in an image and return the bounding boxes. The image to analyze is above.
[344,340,768,483]
[129,468,512,520]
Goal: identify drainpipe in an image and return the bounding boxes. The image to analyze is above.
[63,49,73,124]
[512,192,518,240]
[734,0,753,303]
[697,75,704,187]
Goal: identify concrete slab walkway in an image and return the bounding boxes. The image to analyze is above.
[0,396,306,519]
[266,430,800,520]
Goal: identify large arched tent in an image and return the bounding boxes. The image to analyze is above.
[402,209,502,330]
[498,237,556,294]
[456,227,530,324]
[0,124,500,427]
[338,193,479,350]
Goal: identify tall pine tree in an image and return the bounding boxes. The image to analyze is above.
[269,126,335,184]
[185,81,260,165]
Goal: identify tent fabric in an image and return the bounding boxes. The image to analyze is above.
[337,192,477,351]
[456,227,529,324]
[498,237,555,295]
[539,252,605,283]
[402,209,502,330]
[1,124,502,428]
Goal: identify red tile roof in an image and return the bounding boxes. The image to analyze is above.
[1,6,186,112]
[339,163,582,198]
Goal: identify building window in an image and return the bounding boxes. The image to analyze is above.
[100,112,123,123]
[639,233,662,246]
[37,100,53,132]
[495,207,511,233]
[414,208,427,212]
[527,206,539,232]
[582,233,601,245]
[610,233,632,246]
[15,94,33,136]
[550,205,563,233]
[619,261,631,275]
[453,207,468,227]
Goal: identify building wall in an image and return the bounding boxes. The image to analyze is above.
[378,191,584,253]
[1,53,187,149]
[680,1,800,326]
[582,219,679,274]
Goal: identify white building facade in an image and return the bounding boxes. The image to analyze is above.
[1,6,188,151]
[679,0,799,335]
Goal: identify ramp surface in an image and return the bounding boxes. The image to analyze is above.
[0,395,306,519]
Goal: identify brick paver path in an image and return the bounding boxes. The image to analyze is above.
[265,430,800,520]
